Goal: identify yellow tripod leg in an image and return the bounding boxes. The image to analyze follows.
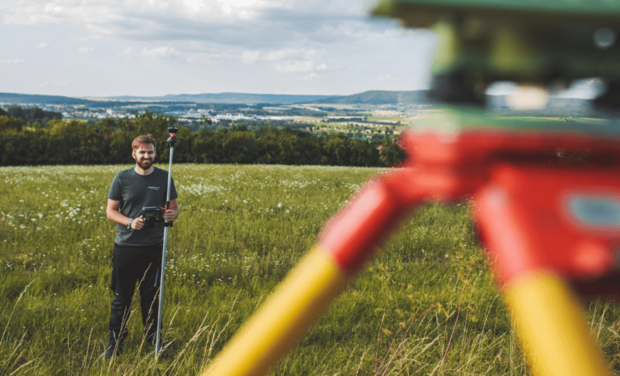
[202,247,348,376]
[504,271,609,376]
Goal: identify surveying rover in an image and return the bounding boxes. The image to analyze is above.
[203,1,620,375]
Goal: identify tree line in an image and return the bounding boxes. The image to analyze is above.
[0,111,407,167]
[1,106,63,123]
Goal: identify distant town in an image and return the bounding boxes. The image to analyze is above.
[0,91,442,140]
[0,89,605,141]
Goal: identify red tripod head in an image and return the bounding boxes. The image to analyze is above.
[397,126,620,295]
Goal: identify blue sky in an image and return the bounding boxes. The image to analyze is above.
[0,0,438,97]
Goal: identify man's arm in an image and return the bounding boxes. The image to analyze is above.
[163,199,179,222]
[106,199,144,230]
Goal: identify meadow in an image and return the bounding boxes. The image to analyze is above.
[2,164,620,375]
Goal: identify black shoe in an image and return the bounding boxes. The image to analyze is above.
[103,330,125,359]
[103,343,122,359]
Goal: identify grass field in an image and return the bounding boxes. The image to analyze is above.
[366,116,405,123]
[2,164,620,375]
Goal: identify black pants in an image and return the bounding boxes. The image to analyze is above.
[108,243,162,344]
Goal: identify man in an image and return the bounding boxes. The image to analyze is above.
[104,134,179,358]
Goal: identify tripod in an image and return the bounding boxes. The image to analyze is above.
[203,0,620,373]
[204,120,620,376]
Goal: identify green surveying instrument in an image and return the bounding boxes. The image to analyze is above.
[372,0,620,110]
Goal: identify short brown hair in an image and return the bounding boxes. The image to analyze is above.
[132,134,157,150]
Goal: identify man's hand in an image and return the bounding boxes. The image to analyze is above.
[163,208,177,222]
[131,216,145,230]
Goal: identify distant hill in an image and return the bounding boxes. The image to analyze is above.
[0,93,94,106]
[0,91,437,107]
[108,93,337,104]
[0,91,598,117]
[108,91,438,105]
[0,92,193,108]
[308,90,433,105]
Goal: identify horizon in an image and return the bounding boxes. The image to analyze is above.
[0,84,603,101]
[0,88,434,100]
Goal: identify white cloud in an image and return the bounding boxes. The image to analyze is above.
[78,47,93,53]
[2,0,280,28]
[118,47,132,58]
[191,52,234,62]
[37,42,49,48]
[275,60,316,73]
[40,80,69,87]
[141,47,236,64]
[241,48,330,75]
[377,74,399,82]
[264,48,309,62]
[295,72,319,81]
[185,51,235,65]
[142,46,182,61]
[242,51,260,64]
[0,0,390,49]
[0,59,25,64]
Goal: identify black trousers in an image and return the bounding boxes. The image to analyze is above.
[108,243,162,344]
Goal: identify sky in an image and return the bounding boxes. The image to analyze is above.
[0,0,604,99]
[0,0,440,97]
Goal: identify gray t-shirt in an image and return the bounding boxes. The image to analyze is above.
[107,167,178,246]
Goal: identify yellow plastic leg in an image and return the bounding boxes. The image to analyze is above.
[202,246,348,376]
[504,271,609,376]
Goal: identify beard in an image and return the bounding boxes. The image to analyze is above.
[136,158,153,170]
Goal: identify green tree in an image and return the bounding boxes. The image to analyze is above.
[45,119,104,164]
[0,116,23,133]
[0,115,406,167]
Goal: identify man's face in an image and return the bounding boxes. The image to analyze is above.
[132,144,156,170]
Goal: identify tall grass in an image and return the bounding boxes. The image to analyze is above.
[1,164,618,375]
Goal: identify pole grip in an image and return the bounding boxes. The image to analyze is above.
[504,271,609,376]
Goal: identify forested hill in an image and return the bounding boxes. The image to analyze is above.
[309,90,432,105]
[0,90,435,106]
[108,93,337,104]
[0,93,93,106]
[109,90,433,105]
[0,93,193,107]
